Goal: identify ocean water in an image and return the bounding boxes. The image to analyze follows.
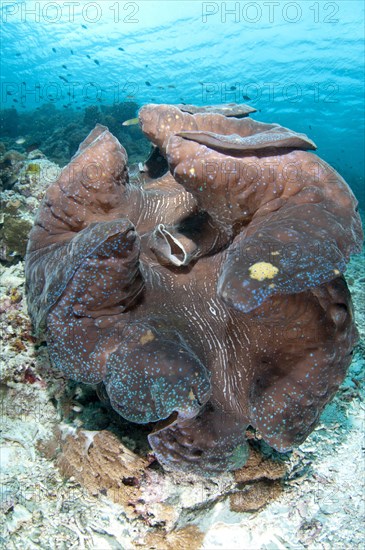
[1,0,364,204]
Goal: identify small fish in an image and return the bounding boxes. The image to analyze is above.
[309,125,312,130]
[70,49,74,54]
[59,75,69,83]
[94,59,100,65]
[145,64,148,68]
[122,117,139,126]
[6,91,13,96]
[62,64,67,69]
[242,95,251,101]
[13,99,18,103]
[167,85,176,89]
[86,54,91,59]
[52,47,57,53]
[145,81,151,86]
[157,86,164,90]
[15,137,26,145]
[118,47,124,51]
[82,24,87,29]
[16,53,21,57]
[230,86,237,91]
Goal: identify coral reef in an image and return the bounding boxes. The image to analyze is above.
[0,154,60,263]
[0,101,151,168]
[0,149,25,190]
[24,103,363,475]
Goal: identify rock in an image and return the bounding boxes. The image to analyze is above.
[14,158,60,200]
[5,504,32,534]
[234,448,288,483]
[0,216,33,262]
[0,150,26,189]
[230,480,283,512]
[141,525,204,549]
[56,429,149,507]
[27,150,46,160]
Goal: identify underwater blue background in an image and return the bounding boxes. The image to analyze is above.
[1,0,364,204]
